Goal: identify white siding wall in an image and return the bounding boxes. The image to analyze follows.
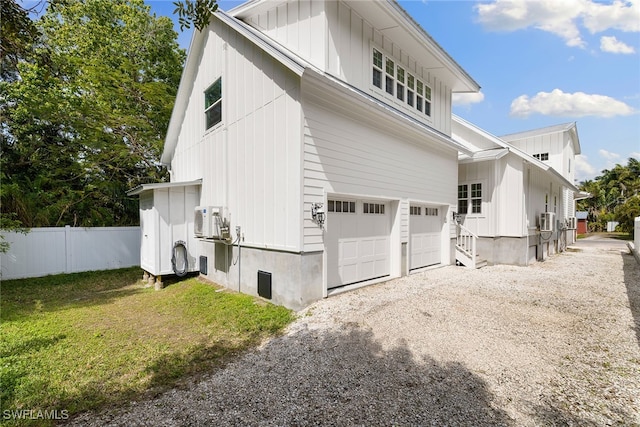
[496,156,526,237]
[458,161,495,237]
[508,132,565,180]
[244,0,453,136]
[302,87,457,252]
[170,20,303,252]
[246,0,327,71]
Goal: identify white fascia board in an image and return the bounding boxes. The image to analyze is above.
[501,122,577,142]
[574,191,592,201]
[127,179,203,196]
[304,69,473,156]
[161,10,307,166]
[161,28,203,166]
[458,148,509,164]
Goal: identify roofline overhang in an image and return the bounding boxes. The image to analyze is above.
[126,179,203,196]
[574,191,592,201]
[229,0,480,93]
[452,115,579,192]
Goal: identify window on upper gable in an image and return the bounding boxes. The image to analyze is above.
[407,74,415,107]
[424,85,432,117]
[396,67,405,102]
[372,49,383,89]
[533,153,549,161]
[370,47,433,122]
[204,78,222,130]
[385,58,395,95]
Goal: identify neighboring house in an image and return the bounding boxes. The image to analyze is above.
[576,211,589,234]
[451,116,581,266]
[131,0,481,309]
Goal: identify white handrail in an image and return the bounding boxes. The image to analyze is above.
[455,222,477,268]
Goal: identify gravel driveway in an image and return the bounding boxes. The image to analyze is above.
[72,237,640,426]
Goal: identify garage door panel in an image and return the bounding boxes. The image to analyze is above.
[327,199,390,289]
[410,206,442,270]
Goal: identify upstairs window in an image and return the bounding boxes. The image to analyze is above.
[416,80,423,112]
[396,67,405,102]
[205,78,222,130]
[533,153,549,161]
[370,47,433,121]
[385,58,395,95]
[424,85,432,117]
[372,49,383,89]
[407,74,415,107]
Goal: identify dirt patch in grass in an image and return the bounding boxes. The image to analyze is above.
[0,268,294,426]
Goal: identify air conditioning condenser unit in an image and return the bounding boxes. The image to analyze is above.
[194,206,222,238]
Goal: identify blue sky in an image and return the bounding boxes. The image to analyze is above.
[153,1,637,182]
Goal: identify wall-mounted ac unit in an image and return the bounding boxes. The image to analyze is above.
[194,206,222,238]
[539,212,555,232]
[567,217,577,230]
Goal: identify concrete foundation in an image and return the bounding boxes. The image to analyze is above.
[198,241,323,311]
[477,231,566,266]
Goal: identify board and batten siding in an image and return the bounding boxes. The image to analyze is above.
[458,160,495,238]
[508,132,566,183]
[170,19,303,252]
[301,93,457,253]
[243,0,453,136]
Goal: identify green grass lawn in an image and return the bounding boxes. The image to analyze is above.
[0,268,295,425]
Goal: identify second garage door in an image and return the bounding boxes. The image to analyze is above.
[326,198,390,289]
[410,205,442,270]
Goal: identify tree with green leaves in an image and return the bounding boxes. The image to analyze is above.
[1,0,186,228]
[577,158,640,233]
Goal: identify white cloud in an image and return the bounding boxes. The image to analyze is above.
[510,88,636,117]
[598,149,621,161]
[630,151,640,159]
[476,0,640,48]
[600,35,636,53]
[452,91,485,106]
[582,0,640,33]
[575,154,597,181]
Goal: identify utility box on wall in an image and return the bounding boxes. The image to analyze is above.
[127,180,202,277]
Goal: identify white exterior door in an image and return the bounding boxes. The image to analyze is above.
[409,205,441,270]
[326,199,390,289]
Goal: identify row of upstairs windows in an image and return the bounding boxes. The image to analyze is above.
[372,48,432,119]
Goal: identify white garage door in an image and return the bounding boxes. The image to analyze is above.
[409,205,442,270]
[326,199,390,289]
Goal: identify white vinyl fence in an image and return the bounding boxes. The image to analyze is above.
[1,226,140,280]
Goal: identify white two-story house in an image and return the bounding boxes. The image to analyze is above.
[452,116,581,267]
[130,0,480,309]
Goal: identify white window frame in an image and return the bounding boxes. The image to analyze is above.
[204,77,222,131]
[328,199,357,214]
[370,44,433,123]
[458,181,484,216]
